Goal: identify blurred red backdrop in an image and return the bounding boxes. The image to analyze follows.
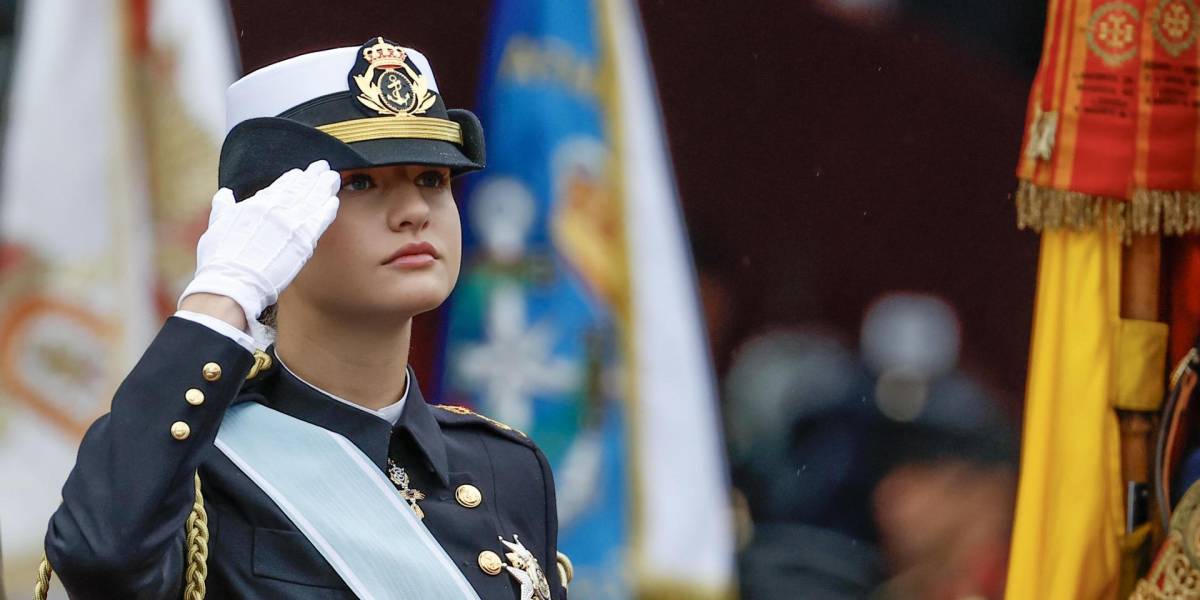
[228,0,1038,408]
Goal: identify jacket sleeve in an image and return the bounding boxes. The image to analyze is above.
[44,316,255,599]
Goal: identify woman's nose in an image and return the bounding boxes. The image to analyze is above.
[386,185,432,232]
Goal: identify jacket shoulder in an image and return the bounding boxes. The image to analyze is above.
[433,404,563,597]
[431,404,534,448]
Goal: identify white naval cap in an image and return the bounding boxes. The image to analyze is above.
[224,45,439,134]
[218,37,484,201]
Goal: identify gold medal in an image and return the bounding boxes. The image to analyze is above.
[499,535,551,600]
[387,458,426,519]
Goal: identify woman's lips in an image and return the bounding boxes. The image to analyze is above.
[383,241,439,268]
[388,254,436,267]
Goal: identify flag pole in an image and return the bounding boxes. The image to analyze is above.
[1117,233,1162,596]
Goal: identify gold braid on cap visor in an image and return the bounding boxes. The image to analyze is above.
[316,116,463,145]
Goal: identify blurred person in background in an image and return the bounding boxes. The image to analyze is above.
[861,294,1015,600]
[727,293,1016,600]
[727,328,885,598]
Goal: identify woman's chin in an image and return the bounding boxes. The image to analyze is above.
[375,286,451,316]
[321,272,453,319]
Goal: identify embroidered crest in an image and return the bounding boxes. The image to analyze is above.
[349,37,437,117]
[500,535,551,600]
[1152,0,1200,57]
[1087,2,1142,67]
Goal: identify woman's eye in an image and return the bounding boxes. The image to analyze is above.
[416,171,449,188]
[341,175,374,192]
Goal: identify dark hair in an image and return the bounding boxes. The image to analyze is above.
[259,304,278,329]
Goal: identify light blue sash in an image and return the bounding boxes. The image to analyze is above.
[214,402,482,600]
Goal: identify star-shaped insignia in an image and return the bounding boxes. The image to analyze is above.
[500,535,551,600]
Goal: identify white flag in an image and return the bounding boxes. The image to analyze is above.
[0,0,235,593]
[602,0,737,593]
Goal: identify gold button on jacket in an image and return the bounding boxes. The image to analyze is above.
[185,388,205,406]
[170,421,191,440]
[478,550,503,575]
[455,484,482,508]
[202,362,223,381]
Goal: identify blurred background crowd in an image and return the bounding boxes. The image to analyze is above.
[0,1,1054,599]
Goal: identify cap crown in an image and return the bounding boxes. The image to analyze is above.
[225,43,439,133]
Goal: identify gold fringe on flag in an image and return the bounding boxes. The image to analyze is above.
[1016,180,1200,242]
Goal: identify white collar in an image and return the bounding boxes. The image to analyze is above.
[275,353,409,426]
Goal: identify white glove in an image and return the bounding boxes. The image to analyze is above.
[179,160,341,327]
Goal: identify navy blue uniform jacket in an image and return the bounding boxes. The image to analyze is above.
[44,317,565,599]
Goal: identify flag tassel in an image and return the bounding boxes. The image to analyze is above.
[1016,180,1200,240]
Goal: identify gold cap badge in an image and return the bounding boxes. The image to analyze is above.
[350,37,437,117]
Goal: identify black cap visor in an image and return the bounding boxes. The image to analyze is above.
[218,108,485,201]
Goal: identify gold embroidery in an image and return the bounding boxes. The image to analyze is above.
[1087,2,1142,67]
[316,116,462,145]
[1133,479,1200,597]
[434,404,527,437]
[1151,0,1200,57]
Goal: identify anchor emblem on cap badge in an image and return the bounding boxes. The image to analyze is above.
[350,37,437,117]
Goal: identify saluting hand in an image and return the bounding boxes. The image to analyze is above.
[179,160,341,329]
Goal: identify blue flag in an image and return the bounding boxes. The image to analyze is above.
[441,0,734,597]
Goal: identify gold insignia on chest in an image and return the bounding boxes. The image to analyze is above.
[386,458,425,519]
[499,535,551,600]
[351,37,437,117]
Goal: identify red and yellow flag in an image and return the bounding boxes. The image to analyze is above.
[1018,0,1200,235]
[1008,1,1197,598]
